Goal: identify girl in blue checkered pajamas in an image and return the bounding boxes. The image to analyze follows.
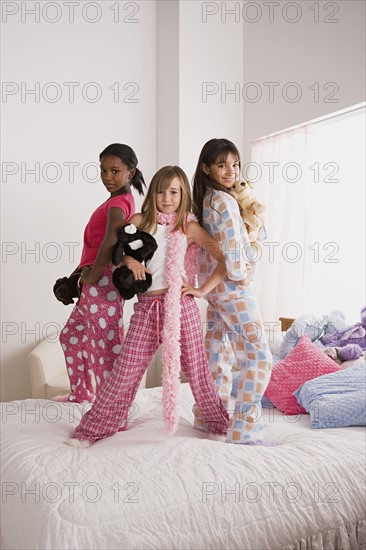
[190,138,272,445]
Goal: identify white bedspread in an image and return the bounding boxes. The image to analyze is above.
[1,384,365,550]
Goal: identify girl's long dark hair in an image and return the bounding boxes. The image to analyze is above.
[192,138,241,225]
[99,143,146,195]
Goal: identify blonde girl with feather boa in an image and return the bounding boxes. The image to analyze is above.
[67,165,230,447]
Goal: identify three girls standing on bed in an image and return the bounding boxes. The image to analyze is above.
[67,139,272,446]
[67,165,230,447]
[54,143,145,403]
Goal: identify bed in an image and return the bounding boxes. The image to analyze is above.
[1,321,365,550]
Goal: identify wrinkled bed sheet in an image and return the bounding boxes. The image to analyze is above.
[1,384,365,549]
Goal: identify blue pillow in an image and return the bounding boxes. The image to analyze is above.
[231,371,274,408]
[279,314,326,359]
[293,363,366,429]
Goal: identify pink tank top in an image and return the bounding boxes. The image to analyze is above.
[79,194,135,267]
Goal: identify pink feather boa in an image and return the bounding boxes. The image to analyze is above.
[157,212,200,434]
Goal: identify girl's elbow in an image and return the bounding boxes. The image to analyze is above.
[104,235,119,248]
[218,261,227,276]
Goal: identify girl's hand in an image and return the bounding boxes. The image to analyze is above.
[243,264,254,286]
[123,255,150,281]
[237,274,253,287]
[80,267,97,285]
[181,278,204,298]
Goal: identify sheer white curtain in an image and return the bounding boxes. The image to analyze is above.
[249,104,365,325]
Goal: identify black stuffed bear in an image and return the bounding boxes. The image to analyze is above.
[53,267,83,305]
[112,223,158,300]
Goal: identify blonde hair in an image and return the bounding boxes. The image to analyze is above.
[139,166,192,234]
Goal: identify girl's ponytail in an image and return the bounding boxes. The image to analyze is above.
[131,167,145,196]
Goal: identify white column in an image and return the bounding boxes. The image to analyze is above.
[156,0,180,167]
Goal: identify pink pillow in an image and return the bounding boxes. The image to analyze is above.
[264,334,341,414]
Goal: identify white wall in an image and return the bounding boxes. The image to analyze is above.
[1,0,365,401]
[179,0,245,180]
[157,0,179,166]
[242,0,365,160]
[1,0,157,401]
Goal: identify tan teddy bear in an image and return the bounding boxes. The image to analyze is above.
[229,180,266,253]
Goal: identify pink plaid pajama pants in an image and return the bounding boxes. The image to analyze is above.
[59,265,125,403]
[73,293,229,443]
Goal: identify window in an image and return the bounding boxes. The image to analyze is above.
[250,103,365,324]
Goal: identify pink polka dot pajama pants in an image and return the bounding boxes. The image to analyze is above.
[59,265,125,403]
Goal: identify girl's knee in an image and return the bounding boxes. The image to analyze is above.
[253,337,272,364]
